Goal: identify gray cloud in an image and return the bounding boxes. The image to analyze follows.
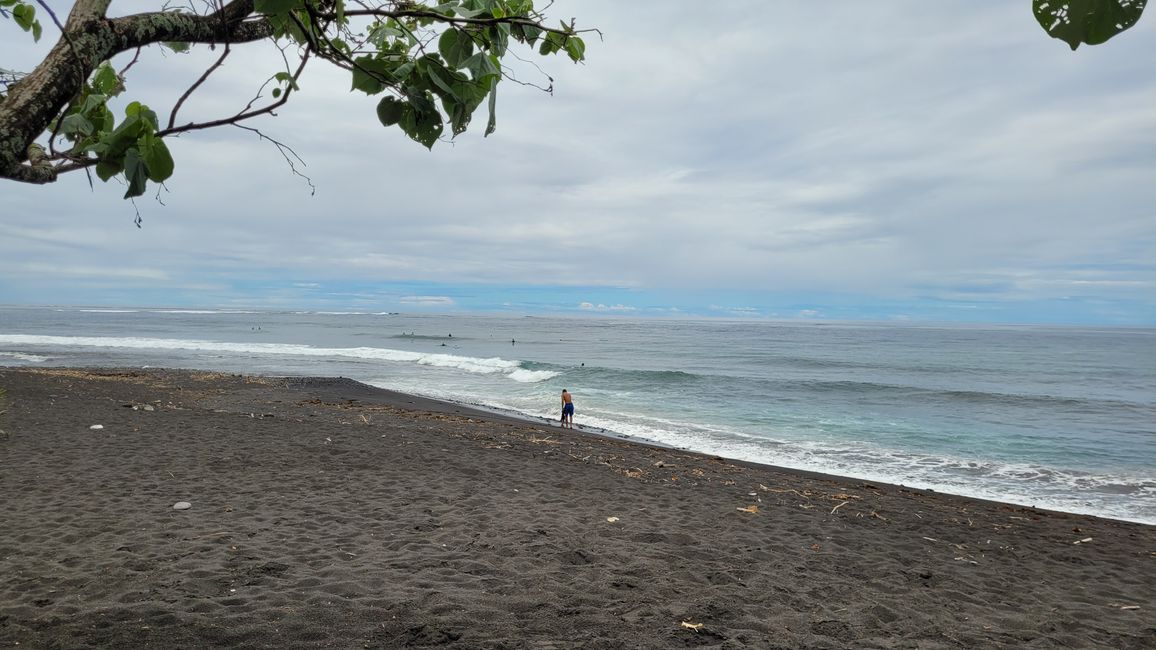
[1,1,1153,319]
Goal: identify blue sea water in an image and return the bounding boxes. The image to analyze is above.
[1,306,1153,524]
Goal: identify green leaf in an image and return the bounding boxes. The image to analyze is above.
[539,31,565,55]
[487,22,510,57]
[92,63,119,95]
[107,114,143,153]
[512,23,542,45]
[565,35,585,62]
[368,22,404,47]
[94,106,114,133]
[140,135,174,183]
[95,159,121,182]
[122,147,149,198]
[376,96,405,126]
[125,102,159,131]
[254,0,298,15]
[350,55,392,94]
[398,92,444,149]
[78,93,104,114]
[406,89,439,120]
[438,28,475,68]
[1033,0,1148,50]
[60,113,94,138]
[462,52,500,82]
[454,6,485,18]
[164,41,191,53]
[419,56,465,104]
[10,0,41,38]
[272,87,282,98]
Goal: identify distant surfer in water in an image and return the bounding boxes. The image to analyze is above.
[560,389,574,429]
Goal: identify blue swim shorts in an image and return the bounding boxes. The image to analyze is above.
[562,403,574,416]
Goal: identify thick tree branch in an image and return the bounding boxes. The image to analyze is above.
[327,8,599,38]
[109,8,272,51]
[0,0,273,184]
[1,1,594,187]
[65,0,112,26]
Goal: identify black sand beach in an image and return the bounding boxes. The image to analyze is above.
[1,368,1153,648]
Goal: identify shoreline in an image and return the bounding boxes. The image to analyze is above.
[5,363,1154,525]
[3,322,1152,527]
[331,374,1155,527]
[1,367,1153,648]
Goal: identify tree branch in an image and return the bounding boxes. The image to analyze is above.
[0,0,274,183]
[233,122,314,194]
[327,7,599,38]
[156,51,309,138]
[109,10,273,51]
[168,44,232,129]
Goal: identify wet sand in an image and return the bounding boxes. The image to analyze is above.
[1,367,1152,648]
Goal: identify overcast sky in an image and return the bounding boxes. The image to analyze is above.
[1,2,1154,324]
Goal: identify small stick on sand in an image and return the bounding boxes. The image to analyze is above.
[831,501,849,515]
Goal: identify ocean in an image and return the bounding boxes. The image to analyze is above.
[1,306,1153,525]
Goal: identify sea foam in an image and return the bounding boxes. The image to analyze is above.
[0,334,555,383]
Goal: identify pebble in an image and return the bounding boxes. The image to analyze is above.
[89,424,104,430]
[172,501,192,510]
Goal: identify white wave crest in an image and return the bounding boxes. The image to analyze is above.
[509,368,560,383]
[417,353,519,374]
[0,334,543,383]
[0,351,49,363]
[150,309,261,314]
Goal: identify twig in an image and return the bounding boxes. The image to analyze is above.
[168,43,231,129]
[232,123,315,195]
[157,51,310,139]
[119,47,143,77]
[830,501,849,515]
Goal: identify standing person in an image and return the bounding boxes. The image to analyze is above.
[560,389,574,429]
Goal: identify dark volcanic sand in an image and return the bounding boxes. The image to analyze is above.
[0,368,1152,649]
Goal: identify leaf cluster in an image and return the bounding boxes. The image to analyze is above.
[7,0,588,198]
[0,0,43,41]
[59,64,174,198]
[258,0,587,149]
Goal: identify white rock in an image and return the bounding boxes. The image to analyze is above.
[89,424,104,430]
[172,501,192,510]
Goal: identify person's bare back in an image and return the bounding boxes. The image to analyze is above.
[560,389,574,428]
